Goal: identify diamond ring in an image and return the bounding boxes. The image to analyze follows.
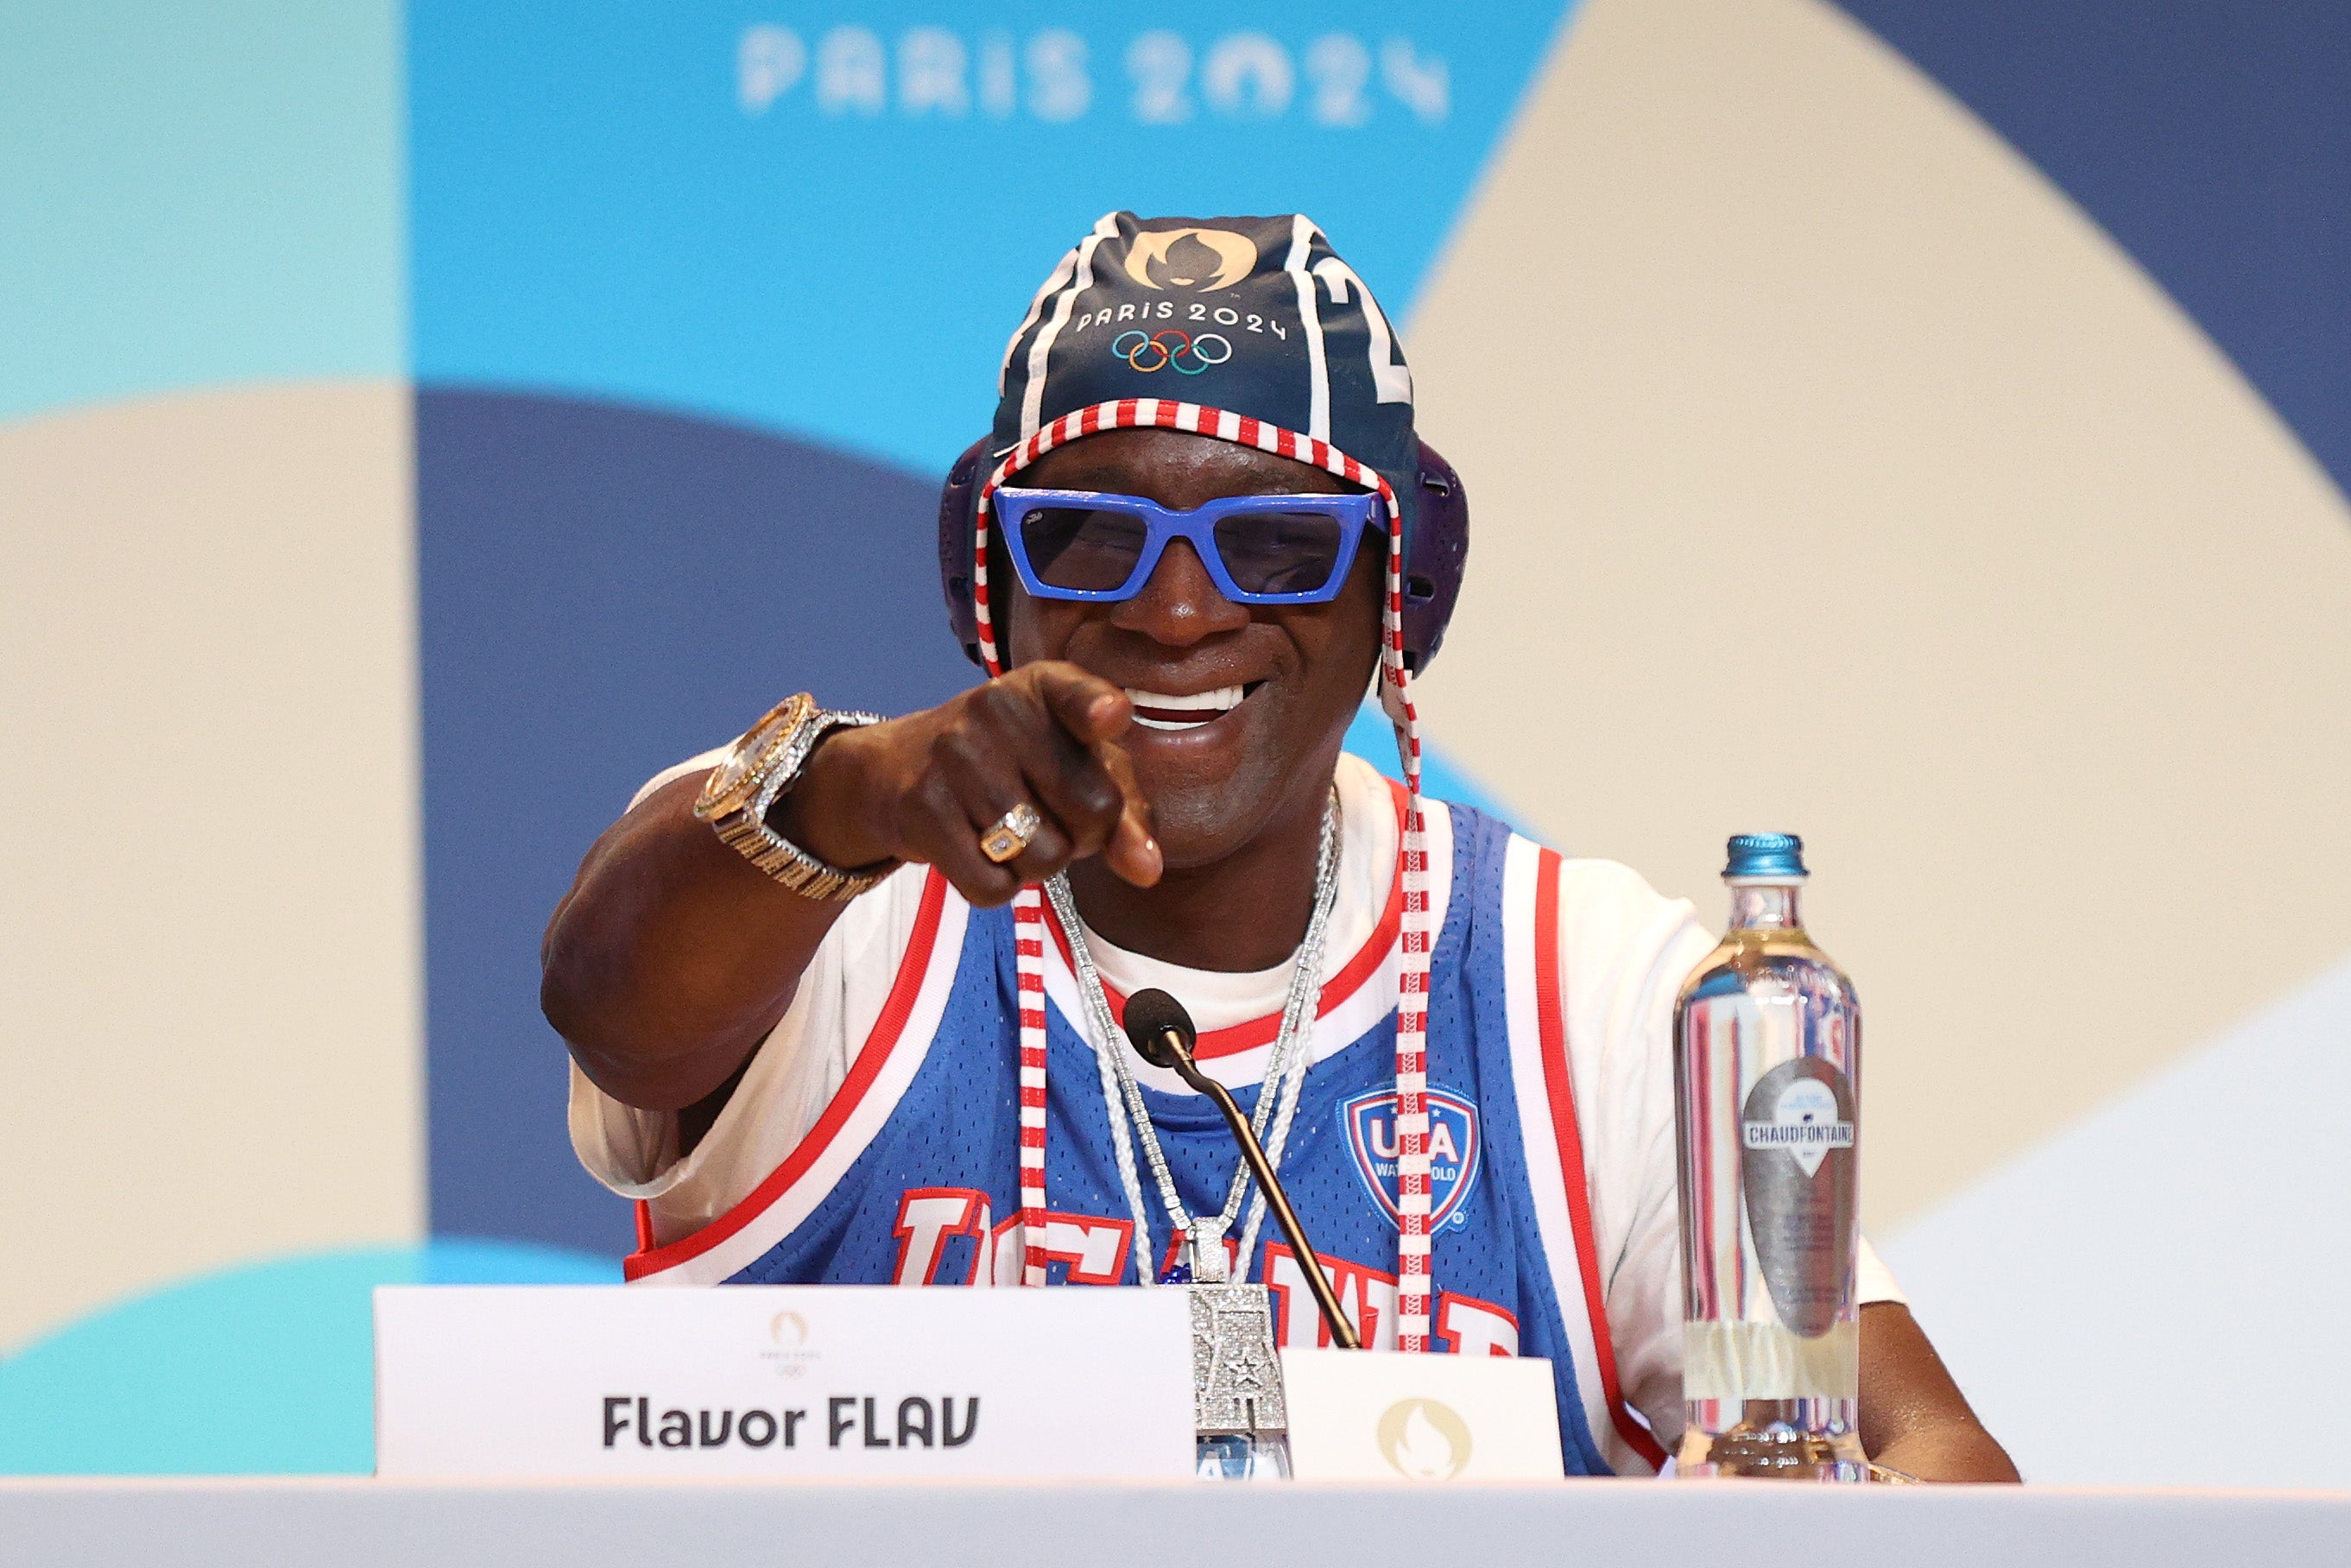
[978,802,1043,865]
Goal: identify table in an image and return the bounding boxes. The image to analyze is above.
[6,1476,2345,1565]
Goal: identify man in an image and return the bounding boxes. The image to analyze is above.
[542,212,2016,1481]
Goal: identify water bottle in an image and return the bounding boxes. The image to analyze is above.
[1673,834,1866,1480]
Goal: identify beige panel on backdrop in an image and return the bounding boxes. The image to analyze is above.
[1406,0,2351,1226]
[0,382,422,1350]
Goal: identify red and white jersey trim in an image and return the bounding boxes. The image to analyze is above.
[1501,835,1671,1476]
[1038,781,1453,1095]
[624,870,969,1286]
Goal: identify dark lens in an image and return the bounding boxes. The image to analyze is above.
[1211,510,1346,596]
[1021,507,1147,592]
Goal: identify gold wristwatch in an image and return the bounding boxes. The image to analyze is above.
[694,692,890,900]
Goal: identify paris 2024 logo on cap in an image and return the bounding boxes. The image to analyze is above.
[1343,1085,1482,1230]
[1122,228,1256,291]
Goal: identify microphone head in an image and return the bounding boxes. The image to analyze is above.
[1122,988,1197,1070]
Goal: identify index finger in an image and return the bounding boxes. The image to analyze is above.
[1095,739,1161,888]
[1027,661,1131,746]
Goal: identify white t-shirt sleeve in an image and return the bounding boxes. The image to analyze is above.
[1558,858,1905,1457]
[566,751,934,1250]
[627,746,730,812]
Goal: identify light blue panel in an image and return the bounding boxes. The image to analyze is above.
[410,1,1579,473]
[0,2,405,422]
[1881,952,2351,1488]
[0,1242,615,1476]
[1343,700,1520,827]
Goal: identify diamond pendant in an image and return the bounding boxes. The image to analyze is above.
[1187,1283,1287,1437]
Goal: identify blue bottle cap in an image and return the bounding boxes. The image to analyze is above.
[1723,832,1807,882]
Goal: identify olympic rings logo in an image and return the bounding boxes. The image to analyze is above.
[1111,329,1233,375]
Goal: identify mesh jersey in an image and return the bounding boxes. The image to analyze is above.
[580,756,1910,1474]
[620,798,1680,1476]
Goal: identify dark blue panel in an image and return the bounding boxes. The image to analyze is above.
[1836,1,2351,503]
[418,390,976,1252]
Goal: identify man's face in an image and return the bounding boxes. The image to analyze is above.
[1002,427,1385,870]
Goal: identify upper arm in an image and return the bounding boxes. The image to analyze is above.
[566,863,933,1249]
[546,745,863,1113]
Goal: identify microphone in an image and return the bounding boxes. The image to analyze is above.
[1122,988,1362,1350]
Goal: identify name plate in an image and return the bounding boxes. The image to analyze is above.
[1280,1349,1566,1482]
[375,1285,1194,1481]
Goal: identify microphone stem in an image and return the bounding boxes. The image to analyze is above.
[1177,1059,1363,1351]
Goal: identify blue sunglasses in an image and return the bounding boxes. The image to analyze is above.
[990,486,1383,605]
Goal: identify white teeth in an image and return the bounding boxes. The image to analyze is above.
[1124,685,1245,732]
[1124,686,1243,711]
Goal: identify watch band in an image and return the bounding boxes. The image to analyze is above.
[695,695,890,901]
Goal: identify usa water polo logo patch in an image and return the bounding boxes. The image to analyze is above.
[1343,1085,1482,1230]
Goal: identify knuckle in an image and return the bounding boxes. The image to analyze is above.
[930,727,985,780]
[1057,806,1108,855]
[910,772,964,824]
[1064,764,1120,823]
[1078,780,1121,821]
[978,679,1032,724]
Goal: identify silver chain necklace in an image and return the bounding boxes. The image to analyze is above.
[1047,790,1342,1287]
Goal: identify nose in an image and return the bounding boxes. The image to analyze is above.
[1109,538,1249,647]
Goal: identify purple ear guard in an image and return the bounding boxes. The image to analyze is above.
[937,434,1469,673]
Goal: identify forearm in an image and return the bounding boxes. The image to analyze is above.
[543,667,1152,1113]
[1858,1302,2020,1483]
[541,772,855,1111]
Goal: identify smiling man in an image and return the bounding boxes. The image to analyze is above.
[540,212,2015,1482]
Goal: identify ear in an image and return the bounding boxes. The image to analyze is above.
[1399,437,1469,674]
[937,435,995,667]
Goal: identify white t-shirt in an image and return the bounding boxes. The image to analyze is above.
[572,751,1903,1445]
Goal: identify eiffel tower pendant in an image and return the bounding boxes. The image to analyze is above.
[1188,1283,1287,1437]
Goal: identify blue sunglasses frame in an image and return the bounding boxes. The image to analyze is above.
[989,485,1384,605]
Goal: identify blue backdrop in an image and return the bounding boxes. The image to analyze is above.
[9,0,2349,1478]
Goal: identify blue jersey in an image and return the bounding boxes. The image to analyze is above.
[623,798,1666,1476]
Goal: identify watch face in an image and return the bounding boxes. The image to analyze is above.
[700,697,809,814]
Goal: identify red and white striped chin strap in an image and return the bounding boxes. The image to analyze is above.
[973,396,1439,1353]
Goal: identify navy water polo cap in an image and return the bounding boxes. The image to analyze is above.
[989,211,1419,531]
[949,211,1465,679]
